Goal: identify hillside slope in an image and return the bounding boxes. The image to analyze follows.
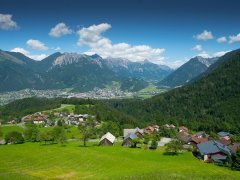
[158,56,218,87]
[108,49,240,132]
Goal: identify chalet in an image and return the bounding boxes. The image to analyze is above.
[22,112,48,124]
[189,136,208,147]
[144,126,155,134]
[194,131,208,138]
[123,128,143,138]
[218,138,231,146]
[157,137,172,147]
[197,140,232,163]
[179,126,188,133]
[99,132,115,146]
[217,131,231,140]
[33,117,46,124]
[122,132,137,147]
[177,131,191,144]
[67,114,91,125]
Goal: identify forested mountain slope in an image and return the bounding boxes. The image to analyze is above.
[108,49,240,133]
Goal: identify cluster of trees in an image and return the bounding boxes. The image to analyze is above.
[4,131,24,144]
[1,122,67,145]
[164,139,184,155]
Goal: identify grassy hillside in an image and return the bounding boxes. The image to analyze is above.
[0,142,239,179]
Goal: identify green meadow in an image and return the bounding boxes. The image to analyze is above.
[43,104,76,114]
[0,142,240,179]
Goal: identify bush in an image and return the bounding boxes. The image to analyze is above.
[24,122,39,142]
[232,148,240,170]
[165,139,183,154]
[5,131,24,144]
[150,140,158,149]
[39,129,55,144]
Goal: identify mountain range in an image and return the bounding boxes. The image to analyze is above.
[0,50,173,92]
[158,56,218,88]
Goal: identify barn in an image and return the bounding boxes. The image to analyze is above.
[122,132,137,147]
[99,132,115,146]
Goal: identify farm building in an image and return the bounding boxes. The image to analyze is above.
[123,128,143,138]
[217,131,231,140]
[189,136,208,147]
[122,132,138,147]
[197,140,232,163]
[99,132,115,146]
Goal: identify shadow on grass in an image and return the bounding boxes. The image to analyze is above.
[163,152,180,156]
[40,142,58,146]
[77,145,91,147]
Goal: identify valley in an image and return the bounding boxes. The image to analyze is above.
[0,0,240,179]
[0,85,169,106]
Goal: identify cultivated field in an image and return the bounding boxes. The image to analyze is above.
[0,142,240,179]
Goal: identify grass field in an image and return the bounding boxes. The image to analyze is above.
[43,104,76,114]
[137,84,169,99]
[0,142,240,179]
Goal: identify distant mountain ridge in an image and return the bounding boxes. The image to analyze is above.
[105,57,173,81]
[158,56,218,87]
[1,50,172,92]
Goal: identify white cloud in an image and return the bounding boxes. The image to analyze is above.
[198,51,210,58]
[229,33,240,43]
[217,36,227,43]
[54,47,61,51]
[11,47,47,61]
[213,50,230,57]
[196,50,231,59]
[26,39,48,51]
[11,47,29,55]
[77,23,165,64]
[164,60,187,69]
[192,44,202,51]
[0,13,18,30]
[195,30,214,41]
[49,23,73,37]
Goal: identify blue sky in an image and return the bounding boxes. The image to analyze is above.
[0,0,240,68]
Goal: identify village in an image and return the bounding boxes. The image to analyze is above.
[1,109,239,166]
